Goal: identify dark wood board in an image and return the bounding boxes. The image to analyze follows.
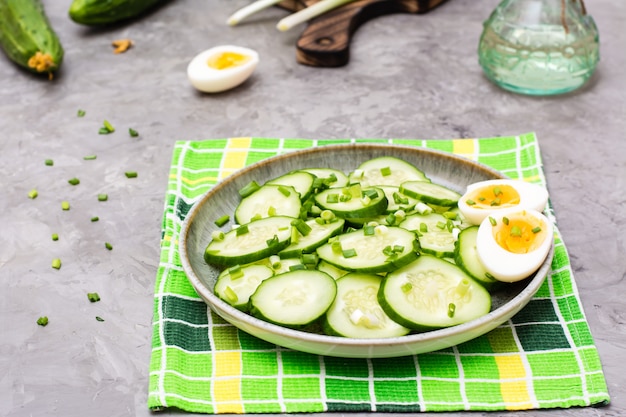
[276,0,450,67]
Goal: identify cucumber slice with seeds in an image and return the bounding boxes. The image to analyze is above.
[235,184,301,225]
[204,216,294,266]
[349,156,430,187]
[316,226,418,273]
[324,273,410,338]
[267,171,316,201]
[400,181,462,207]
[249,270,337,328]
[314,185,388,219]
[379,255,491,330]
[279,218,345,258]
[214,264,274,311]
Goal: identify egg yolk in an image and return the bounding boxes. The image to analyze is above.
[466,184,520,209]
[207,52,250,70]
[493,215,546,254]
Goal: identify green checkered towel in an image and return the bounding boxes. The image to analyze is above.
[148,133,610,413]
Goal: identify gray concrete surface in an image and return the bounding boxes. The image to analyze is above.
[1,0,624,416]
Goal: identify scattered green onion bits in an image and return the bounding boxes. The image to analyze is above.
[95,316,105,322]
[52,258,62,270]
[125,171,137,178]
[52,233,59,241]
[61,201,70,210]
[99,120,115,134]
[28,189,38,199]
[68,178,80,186]
[37,316,49,326]
[87,292,101,302]
[77,109,86,117]
[105,242,113,251]
[214,215,230,227]
[84,155,97,160]
[91,216,99,222]
[45,159,54,166]
[98,194,108,201]
[129,128,139,137]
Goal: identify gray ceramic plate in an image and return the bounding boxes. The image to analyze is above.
[180,144,553,358]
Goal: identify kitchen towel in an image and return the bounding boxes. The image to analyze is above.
[148,133,610,413]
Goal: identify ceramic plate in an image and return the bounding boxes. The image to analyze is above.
[180,144,553,358]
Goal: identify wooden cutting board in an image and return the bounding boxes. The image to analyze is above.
[276,0,450,67]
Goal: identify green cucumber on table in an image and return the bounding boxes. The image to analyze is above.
[69,0,167,25]
[0,0,64,78]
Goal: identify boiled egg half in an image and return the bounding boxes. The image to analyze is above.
[457,179,549,225]
[187,45,259,93]
[476,208,553,282]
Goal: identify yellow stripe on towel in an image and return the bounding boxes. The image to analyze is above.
[219,137,251,181]
[495,355,533,410]
[452,139,477,160]
[213,351,244,413]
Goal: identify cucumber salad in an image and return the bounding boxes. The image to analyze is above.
[204,156,552,339]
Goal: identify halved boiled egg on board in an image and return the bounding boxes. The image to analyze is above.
[476,208,553,282]
[457,179,549,226]
[187,45,259,93]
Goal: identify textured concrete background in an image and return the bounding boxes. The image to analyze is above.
[0,0,624,416]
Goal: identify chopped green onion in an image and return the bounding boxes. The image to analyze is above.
[236,224,249,236]
[489,217,497,226]
[291,219,312,236]
[503,216,510,225]
[28,189,38,199]
[301,253,318,265]
[532,226,542,234]
[224,286,238,303]
[83,155,97,160]
[478,197,486,201]
[277,185,291,197]
[362,188,378,199]
[290,225,300,244]
[342,248,357,258]
[251,213,262,222]
[45,159,54,166]
[77,109,86,117]
[105,242,113,250]
[493,186,502,196]
[331,240,343,254]
[214,215,230,227]
[211,230,225,241]
[52,233,59,241]
[401,282,413,293]
[320,210,335,222]
[510,226,522,237]
[380,166,391,176]
[238,181,261,198]
[87,292,101,302]
[129,128,139,137]
[436,221,446,230]
[97,194,108,201]
[385,213,397,226]
[267,206,277,216]
[288,264,307,271]
[95,316,105,322]
[443,211,458,220]
[52,258,62,269]
[61,201,70,210]
[466,199,476,206]
[68,178,80,186]
[490,198,501,206]
[382,245,394,256]
[91,216,99,222]
[448,303,456,318]
[339,194,352,202]
[363,225,376,236]
[269,255,281,269]
[393,245,404,253]
[393,192,409,205]
[361,195,372,206]
[228,265,244,279]
[419,223,428,233]
[103,120,115,133]
[326,193,339,204]
[125,171,137,178]
[37,316,49,326]
[266,234,279,248]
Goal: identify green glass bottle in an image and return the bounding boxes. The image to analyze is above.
[478,0,599,95]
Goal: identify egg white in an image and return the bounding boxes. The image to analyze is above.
[458,179,549,225]
[476,208,553,282]
[187,45,259,93]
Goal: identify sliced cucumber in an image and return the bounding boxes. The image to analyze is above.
[317,260,350,280]
[454,226,500,289]
[399,212,457,257]
[316,226,418,273]
[349,156,430,188]
[279,218,345,258]
[267,170,316,201]
[379,255,491,330]
[324,273,411,338]
[301,168,349,188]
[314,185,388,219]
[400,181,462,207]
[235,184,301,225]
[249,270,337,328]
[214,264,274,311]
[204,216,294,266]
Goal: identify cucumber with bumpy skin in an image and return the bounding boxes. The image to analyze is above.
[0,0,64,78]
[69,0,166,25]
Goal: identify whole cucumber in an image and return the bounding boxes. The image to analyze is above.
[69,0,168,25]
[0,0,64,78]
